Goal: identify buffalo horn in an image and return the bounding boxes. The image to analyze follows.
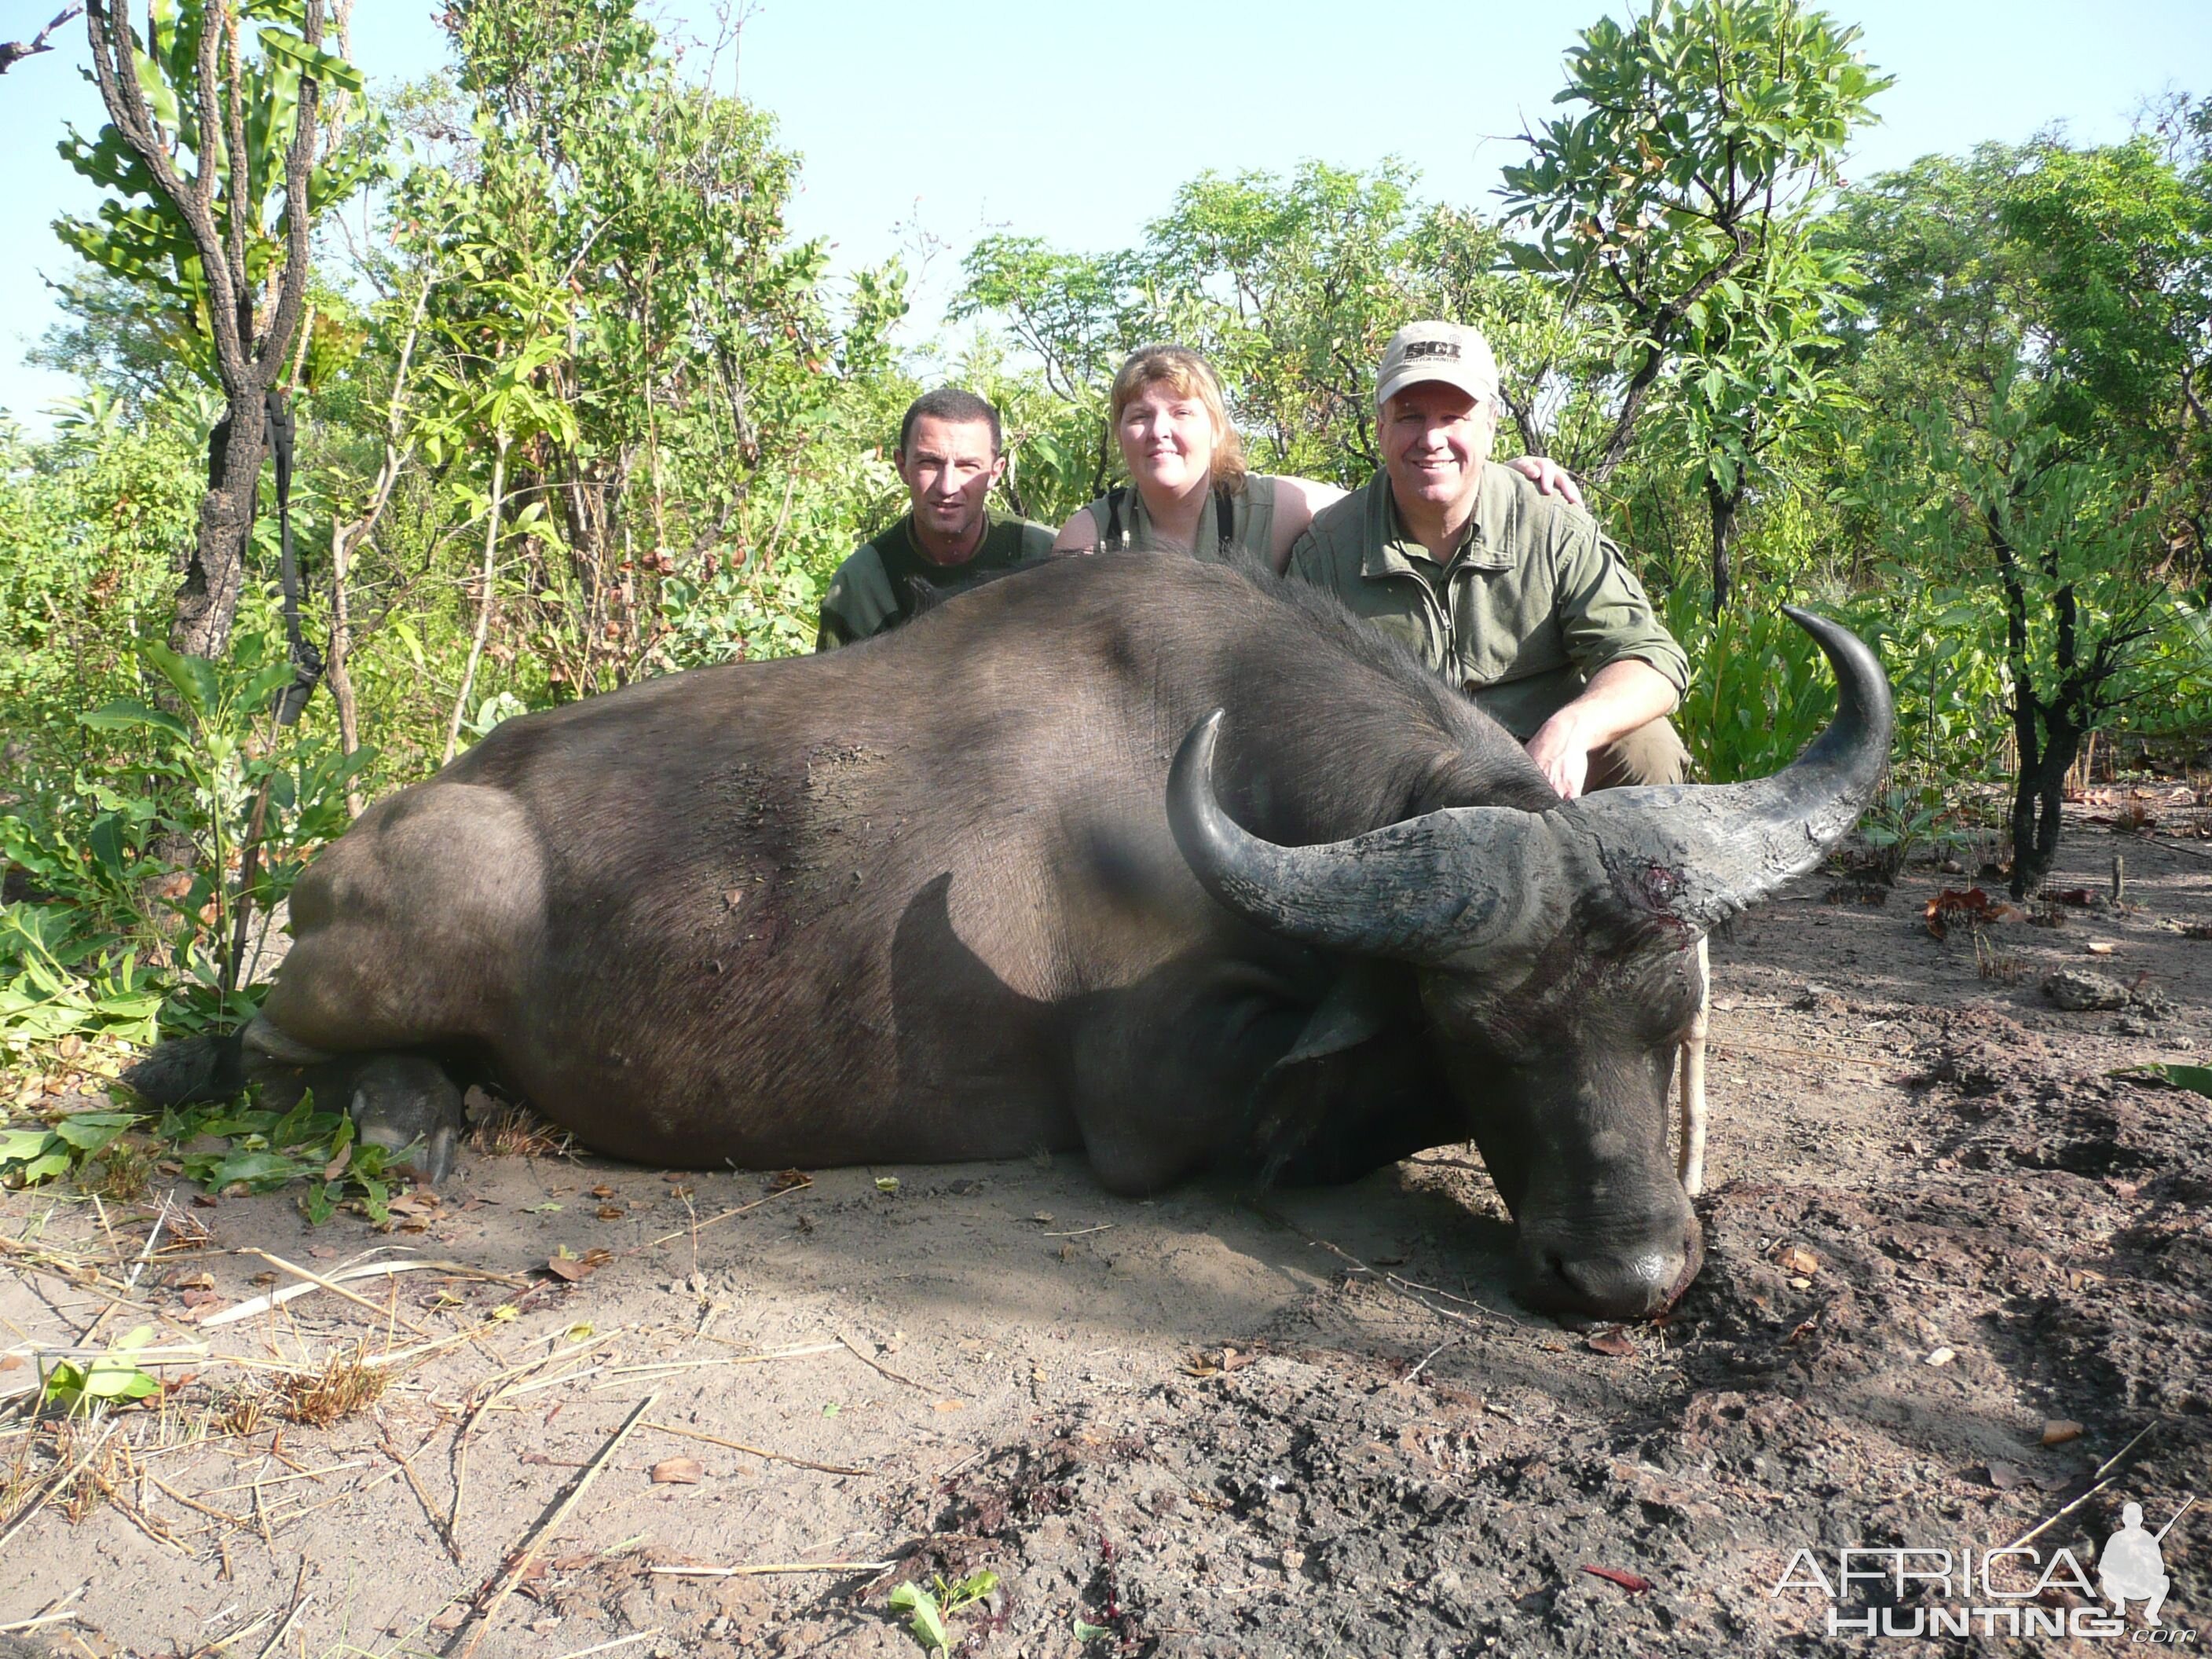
[1166,607,1892,961]
[1565,606,1894,932]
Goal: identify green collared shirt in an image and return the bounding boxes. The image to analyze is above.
[1284,465,1688,741]
[815,510,1057,650]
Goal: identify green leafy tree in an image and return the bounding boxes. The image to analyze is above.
[1831,133,2212,892]
[1500,0,1888,602]
[68,0,374,657]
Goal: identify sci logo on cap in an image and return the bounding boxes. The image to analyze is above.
[1402,340,1463,361]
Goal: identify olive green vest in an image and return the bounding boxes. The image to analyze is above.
[1078,474,1280,566]
[815,511,1057,650]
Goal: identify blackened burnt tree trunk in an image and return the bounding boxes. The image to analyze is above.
[82,0,328,660]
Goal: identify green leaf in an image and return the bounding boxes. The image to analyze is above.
[888,1583,949,1654]
[207,1148,310,1190]
[1074,1620,1115,1643]
[138,644,219,721]
[2117,1063,2212,1097]
[82,700,190,742]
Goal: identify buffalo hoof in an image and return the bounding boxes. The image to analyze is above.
[343,1055,464,1185]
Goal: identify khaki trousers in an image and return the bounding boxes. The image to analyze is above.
[1584,716,1691,792]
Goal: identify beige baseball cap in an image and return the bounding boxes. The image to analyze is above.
[1375,320,1500,409]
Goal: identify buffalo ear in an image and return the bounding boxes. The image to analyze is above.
[1245,961,1399,1185]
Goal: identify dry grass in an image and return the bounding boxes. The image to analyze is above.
[86,1141,155,1203]
[1975,930,2029,983]
[267,1344,390,1428]
[467,1097,573,1159]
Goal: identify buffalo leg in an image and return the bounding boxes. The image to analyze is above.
[1065,959,1309,1196]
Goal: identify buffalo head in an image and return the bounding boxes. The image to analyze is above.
[1166,608,1892,1322]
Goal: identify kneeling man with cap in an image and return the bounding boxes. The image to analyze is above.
[1286,320,1690,799]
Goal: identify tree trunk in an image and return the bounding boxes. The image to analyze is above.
[445,434,510,765]
[326,520,365,817]
[173,402,268,657]
[1705,474,1741,617]
[2009,704,2081,899]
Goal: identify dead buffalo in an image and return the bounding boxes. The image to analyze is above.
[130,552,1891,1320]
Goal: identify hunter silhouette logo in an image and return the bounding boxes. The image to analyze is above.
[1773,1494,2196,1640]
[2102,1500,2192,1627]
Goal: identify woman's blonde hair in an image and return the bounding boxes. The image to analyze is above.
[1108,344,1247,492]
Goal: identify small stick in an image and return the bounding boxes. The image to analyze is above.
[639,1181,808,1251]
[550,1632,661,1659]
[210,1253,437,1334]
[1999,1423,2159,1553]
[253,1562,310,1659]
[1040,1223,1113,1238]
[639,1419,875,1478]
[125,1191,176,1291]
[144,1468,253,1532]
[383,1427,462,1564]
[600,1341,841,1381]
[452,1393,659,1659]
[836,1331,939,1396]
[1405,1339,1456,1382]
[0,1584,85,1636]
[647,1560,897,1577]
[195,1458,369,1496]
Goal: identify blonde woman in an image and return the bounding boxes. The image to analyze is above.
[1054,343,1577,573]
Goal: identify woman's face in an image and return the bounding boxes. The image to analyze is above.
[1117,380,1217,498]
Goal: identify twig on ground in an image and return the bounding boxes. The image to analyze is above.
[452,1393,659,1659]
[2000,1423,2157,1552]
[639,1419,875,1478]
[836,1330,940,1396]
[647,1560,898,1577]
[211,1252,438,1335]
[125,1191,176,1291]
[252,1562,311,1659]
[598,1340,840,1383]
[639,1180,808,1251]
[0,1584,85,1635]
[383,1426,462,1563]
[550,1632,662,1659]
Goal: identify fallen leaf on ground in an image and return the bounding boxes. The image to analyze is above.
[1926,1346,1956,1367]
[1987,1462,2024,1490]
[1924,888,2020,939]
[1580,1565,1653,1593]
[2042,1419,2083,1446]
[591,1185,615,1199]
[1778,1246,1819,1276]
[596,1204,625,1220]
[650,1457,703,1485]
[932,1399,965,1412]
[541,1247,612,1283]
[768,1169,811,1192]
[1586,1328,1635,1357]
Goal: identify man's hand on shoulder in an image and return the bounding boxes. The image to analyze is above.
[1504,454,1584,509]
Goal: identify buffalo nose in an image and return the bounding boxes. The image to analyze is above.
[1551,1244,1689,1320]
[1518,1219,1702,1321]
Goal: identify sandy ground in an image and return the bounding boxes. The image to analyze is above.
[3,809,2210,1658]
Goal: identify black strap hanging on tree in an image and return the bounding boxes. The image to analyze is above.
[223,385,324,998]
[266,385,323,726]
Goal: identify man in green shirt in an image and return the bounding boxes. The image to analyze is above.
[1286,321,1691,797]
[815,389,1057,650]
